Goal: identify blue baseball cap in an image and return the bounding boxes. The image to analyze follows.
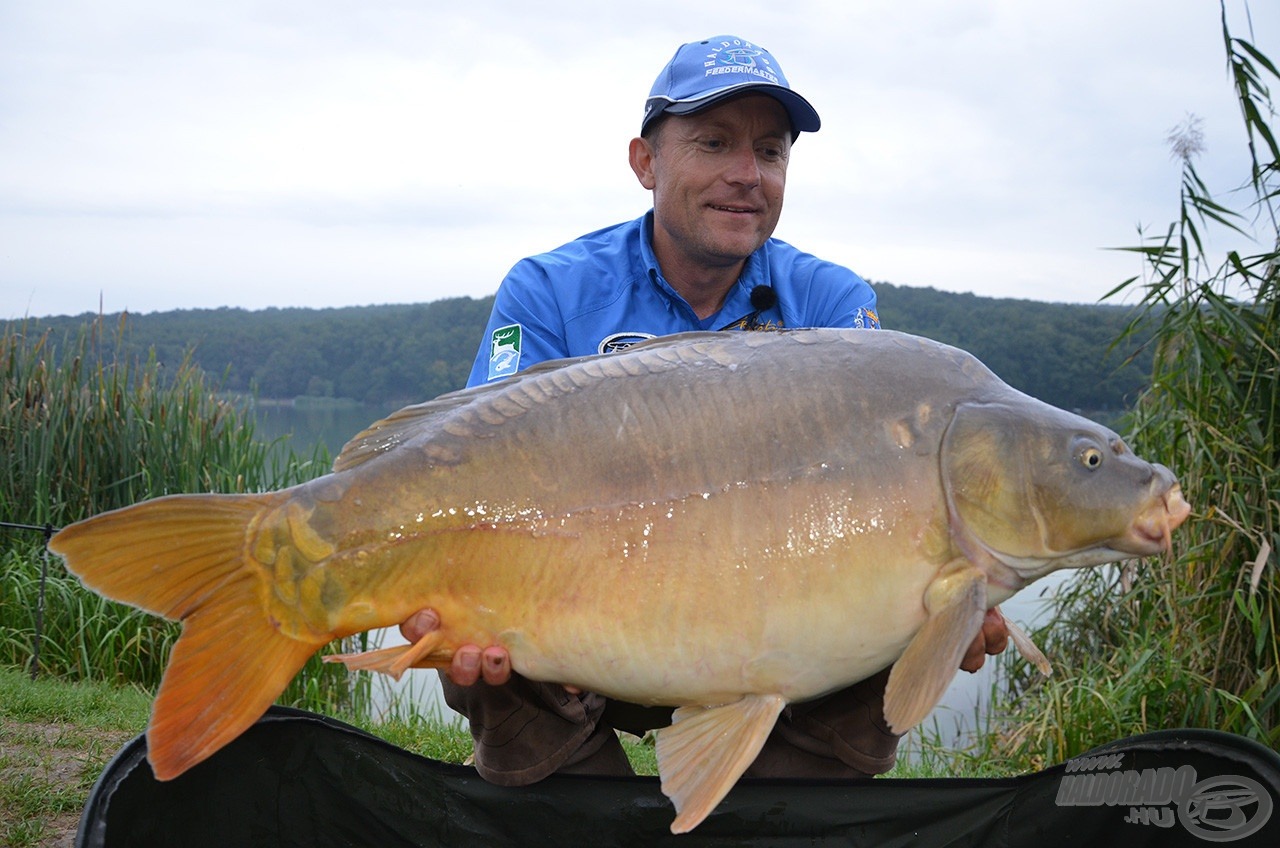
[641,36,821,137]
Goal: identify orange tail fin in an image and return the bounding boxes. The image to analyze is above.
[49,492,323,780]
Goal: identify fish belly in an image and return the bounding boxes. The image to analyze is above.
[378,476,949,708]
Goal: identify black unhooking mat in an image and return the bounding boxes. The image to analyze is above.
[77,706,1280,847]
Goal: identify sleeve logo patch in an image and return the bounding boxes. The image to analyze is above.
[487,323,523,381]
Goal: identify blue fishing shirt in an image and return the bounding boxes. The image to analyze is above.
[467,211,880,387]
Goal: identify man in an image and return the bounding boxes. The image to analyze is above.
[402,34,1009,786]
[467,35,881,389]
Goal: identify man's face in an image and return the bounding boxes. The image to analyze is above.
[631,94,792,277]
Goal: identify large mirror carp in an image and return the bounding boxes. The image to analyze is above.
[51,328,1190,833]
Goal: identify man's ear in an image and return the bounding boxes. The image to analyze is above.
[628,136,657,190]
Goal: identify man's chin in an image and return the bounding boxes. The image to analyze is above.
[698,228,770,262]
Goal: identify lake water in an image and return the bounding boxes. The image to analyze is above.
[248,400,1077,746]
[914,570,1074,754]
[251,400,404,465]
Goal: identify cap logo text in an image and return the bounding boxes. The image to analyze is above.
[703,39,779,85]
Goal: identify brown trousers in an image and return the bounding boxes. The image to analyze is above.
[441,667,900,785]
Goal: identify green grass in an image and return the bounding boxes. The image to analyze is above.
[984,7,1280,762]
[0,667,150,848]
[0,666,151,727]
[0,316,330,533]
[2,545,178,686]
[0,316,352,711]
[0,666,665,847]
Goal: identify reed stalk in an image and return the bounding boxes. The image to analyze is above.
[981,1,1279,766]
[0,314,363,714]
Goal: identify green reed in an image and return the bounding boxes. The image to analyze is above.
[0,314,365,715]
[978,2,1279,769]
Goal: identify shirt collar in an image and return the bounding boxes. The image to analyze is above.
[638,210,664,282]
[639,210,773,324]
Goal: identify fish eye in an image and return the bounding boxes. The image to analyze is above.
[1079,446,1104,470]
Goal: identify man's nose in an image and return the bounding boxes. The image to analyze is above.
[723,147,762,187]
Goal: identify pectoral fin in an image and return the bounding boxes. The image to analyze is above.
[654,694,787,834]
[884,565,986,734]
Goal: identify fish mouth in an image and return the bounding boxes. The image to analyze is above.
[1118,484,1192,555]
[992,484,1192,578]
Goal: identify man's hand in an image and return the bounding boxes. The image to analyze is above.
[960,608,1010,673]
[399,609,512,686]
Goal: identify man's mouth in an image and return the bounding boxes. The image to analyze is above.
[708,203,757,215]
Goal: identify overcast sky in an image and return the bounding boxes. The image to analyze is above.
[1,0,1274,320]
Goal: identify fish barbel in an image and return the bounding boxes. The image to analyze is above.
[49,328,1190,833]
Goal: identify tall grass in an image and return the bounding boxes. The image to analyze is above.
[982,1,1279,767]
[0,314,365,713]
[1,314,322,528]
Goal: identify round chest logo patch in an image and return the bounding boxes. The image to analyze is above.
[598,332,656,355]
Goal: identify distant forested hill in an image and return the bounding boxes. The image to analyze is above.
[873,282,1151,413]
[3,283,1151,412]
[6,298,493,405]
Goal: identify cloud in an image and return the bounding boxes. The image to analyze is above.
[1,0,1273,318]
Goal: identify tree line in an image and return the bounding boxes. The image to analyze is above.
[4,282,1152,413]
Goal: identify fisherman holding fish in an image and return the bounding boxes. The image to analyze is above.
[399,35,1011,788]
[47,28,1195,836]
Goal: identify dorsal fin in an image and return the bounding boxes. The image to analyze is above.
[332,391,477,472]
[331,331,731,472]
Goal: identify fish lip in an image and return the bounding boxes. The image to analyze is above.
[1164,484,1192,527]
[1118,525,1172,556]
[1116,484,1192,555]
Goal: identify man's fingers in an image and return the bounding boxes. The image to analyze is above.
[960,608,1012,673]
[480,646,511,685]
[982,608,1010,656]
[443,643,570,691]
[450,645,483,686]
[399,608,441,643]
[449,645,513,686]
[397,608,513,685]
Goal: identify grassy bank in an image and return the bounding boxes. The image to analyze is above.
[0,316,362,713]
[0,668,478,847]
[0,668,150,848]
[1,667,665,848]
[2,664,991,847]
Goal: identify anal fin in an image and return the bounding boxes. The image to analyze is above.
[884,565,987,734]
[325,630,449,680]
[654,693,787,834]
